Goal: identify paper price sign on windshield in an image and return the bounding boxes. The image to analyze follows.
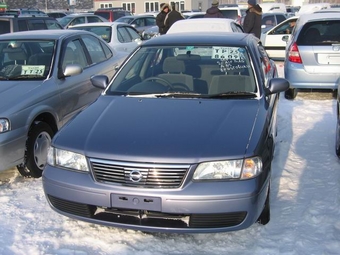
[21,65,45,76]
[212,47,243,61]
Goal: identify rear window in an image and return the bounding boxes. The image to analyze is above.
[220,9,239,20]
[297,20,340,45]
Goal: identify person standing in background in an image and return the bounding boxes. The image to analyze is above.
[156,3,170,35]
[164,2,184,33]
[204,0,224,18]
[243,0,262,39]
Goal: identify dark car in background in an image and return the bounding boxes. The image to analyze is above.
[0,16,63,34]
[94,8,132,22]
[0,30,126,178]
[42,32,289,233]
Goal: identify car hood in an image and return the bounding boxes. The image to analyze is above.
[0,80,45,112]
[55,96,260,163]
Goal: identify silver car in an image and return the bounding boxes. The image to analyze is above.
[68,22,143,53]
[284,13,340,99]
[0,30,126,178]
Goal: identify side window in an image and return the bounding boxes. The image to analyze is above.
[262,15,274,26]
[125,26,141,41]
[0,20,11,34]
[27,20,46,30]
[87,16,103,23]
[18,20,29,31]
[276,14,286,25]
[231,23,244,33]
[62,40,88,70]
[146,17,156,26]
[82,35,107,64]
[100,41,113,59]
[118,27,132,43]
[70,17,85,26]
[45,20,62,29]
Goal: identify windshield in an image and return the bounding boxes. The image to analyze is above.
[106,45,257,98]
[0,40,55,80]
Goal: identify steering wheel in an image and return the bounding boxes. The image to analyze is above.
[144,76,174,90]
[172,83,191,91]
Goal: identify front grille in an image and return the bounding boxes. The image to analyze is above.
[48,196,247,229]
[90,159,190,188]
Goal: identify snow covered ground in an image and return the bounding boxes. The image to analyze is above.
[0,63,340,255]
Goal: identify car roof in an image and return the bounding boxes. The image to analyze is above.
[0,29,93,40]
[69,21,132,27]
[65,13,100,17]
[167,18,238,34]
[142,32,252,47]
[297,12,340,24]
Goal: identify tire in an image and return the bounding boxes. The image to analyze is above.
[17,121,54,178]
[284,88,297,100]
[336,120,340,159]
[257,183,270,225]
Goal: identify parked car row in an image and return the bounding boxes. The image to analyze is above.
[1,6,339,236]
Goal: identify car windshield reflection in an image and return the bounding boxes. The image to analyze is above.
[0,40,54,80]
[107,45,257,97]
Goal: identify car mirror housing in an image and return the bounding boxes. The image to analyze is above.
[282,35,289,42]
[266,78,290,95]
[58,64,82,78]
[91,75,109,89]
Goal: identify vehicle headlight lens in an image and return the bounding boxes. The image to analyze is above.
[0,119,10,133]
[193,157,262,180]
[47,146,89,172]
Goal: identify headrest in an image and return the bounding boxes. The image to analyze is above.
[3,47,27,61]
[163,57,185,73]
[176,54,201,61]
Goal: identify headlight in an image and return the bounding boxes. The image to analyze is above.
[47,146,89,172]
[193,157,262,180]
[0,119,10,133]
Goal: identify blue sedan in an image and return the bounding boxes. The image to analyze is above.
[42,32,289,233]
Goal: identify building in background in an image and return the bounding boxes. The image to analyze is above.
[3,0,340,16]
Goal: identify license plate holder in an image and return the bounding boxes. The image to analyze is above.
[111,194,161,211]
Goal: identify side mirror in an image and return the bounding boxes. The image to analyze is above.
[282,35,289,42]
[91,75,109,89]
[265,78,290,95]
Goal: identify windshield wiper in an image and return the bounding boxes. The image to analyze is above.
[126,92,202,98]
[206,91,257,98]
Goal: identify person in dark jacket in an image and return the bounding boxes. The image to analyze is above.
[164,2,184,33]
[156,3,170,35]
[243,0,262,39]
[204,0,225,18]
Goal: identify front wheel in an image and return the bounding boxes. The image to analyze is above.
[257,182,270,225]
[17,121,54,178]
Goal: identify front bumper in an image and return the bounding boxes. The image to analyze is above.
[0,128,27,171]
[42,165,269,233]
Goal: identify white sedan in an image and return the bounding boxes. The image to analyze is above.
[260,16,299,60]
[69,22,143,53]
[167,18,244,34]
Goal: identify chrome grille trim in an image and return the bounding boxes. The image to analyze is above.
[90,159,190,188]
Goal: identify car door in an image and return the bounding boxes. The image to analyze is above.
[261,18,298,59]
[57,34,114,124]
